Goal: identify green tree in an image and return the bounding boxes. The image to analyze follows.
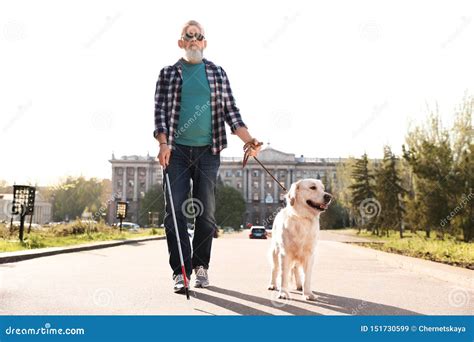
[333,158,357,227]
[51,177,103,222]
[138,185,165,227]
[451,94,473,241]
[349,153,377,232]
[320,172,350,229]
[374,146,406,237]
[403,113,455,239]
[215,185,246,230]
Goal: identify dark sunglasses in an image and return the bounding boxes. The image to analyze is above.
[182,32,205,41]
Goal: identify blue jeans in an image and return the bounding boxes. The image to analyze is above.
[163,144,220,278]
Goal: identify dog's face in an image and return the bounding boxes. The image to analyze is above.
[286,179,332,214]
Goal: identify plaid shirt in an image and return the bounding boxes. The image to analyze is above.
[153,58,247,155]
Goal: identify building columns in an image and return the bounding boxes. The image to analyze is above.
[133,167,138,201]
[122,168,127,200]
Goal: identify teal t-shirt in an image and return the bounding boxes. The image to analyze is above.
[175,60,212,146]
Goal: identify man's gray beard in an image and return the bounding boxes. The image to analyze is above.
[184,48,203,63]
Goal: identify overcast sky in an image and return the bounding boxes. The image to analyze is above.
[1,0,473,186]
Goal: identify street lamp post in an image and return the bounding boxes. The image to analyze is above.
[116,201,128,231]
[11,185,36,242]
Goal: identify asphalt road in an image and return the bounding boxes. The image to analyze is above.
[1,230,473,315]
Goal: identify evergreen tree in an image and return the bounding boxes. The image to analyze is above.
[349,153,378,232]
[374,146,406,237]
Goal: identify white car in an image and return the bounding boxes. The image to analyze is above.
[114,222,140,230]
[249,226,268,239]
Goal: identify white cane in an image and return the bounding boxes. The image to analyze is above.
[163,166,190,300]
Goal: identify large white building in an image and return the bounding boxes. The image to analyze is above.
[108,146,344,227]
[107,153,163,224]
[219,145,343,226]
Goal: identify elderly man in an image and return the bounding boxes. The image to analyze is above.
[154,20,261,293]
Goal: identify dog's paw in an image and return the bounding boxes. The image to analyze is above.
[278,291,291,300]
[304,292,317,301]
[267,284,277,291]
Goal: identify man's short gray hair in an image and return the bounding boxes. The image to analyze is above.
[181,20,205,37]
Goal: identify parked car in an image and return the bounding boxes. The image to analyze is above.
[10,221,42,229]
[223,226,235,233]
[249,226,267,239]
[114,222,140,230]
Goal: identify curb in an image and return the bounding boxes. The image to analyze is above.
[0,235,166,264]
[335,241,474,289]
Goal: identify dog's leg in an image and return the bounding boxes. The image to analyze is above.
[293,265,303,291]
[278,254,291,299]
[302,255,317,301]
[268,248,279,291]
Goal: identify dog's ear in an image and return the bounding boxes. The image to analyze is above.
[286,181,300,206]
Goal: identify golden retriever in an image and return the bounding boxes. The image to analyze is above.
[268,179,332,300]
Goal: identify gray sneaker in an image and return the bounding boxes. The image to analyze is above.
[194,266,209,288]
[173,274,189,293]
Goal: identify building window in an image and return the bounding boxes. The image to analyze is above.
[116,168,123,176]
[139,168,146,176]
[237,182,242,189]
[127,168,134,176]
[266,181,272,189]
[236,170,242,177]
[253,170,259,177]
[265,194,273,203]
[225,170,233,177]
[253,181,259,189]
[253,193,259,202]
